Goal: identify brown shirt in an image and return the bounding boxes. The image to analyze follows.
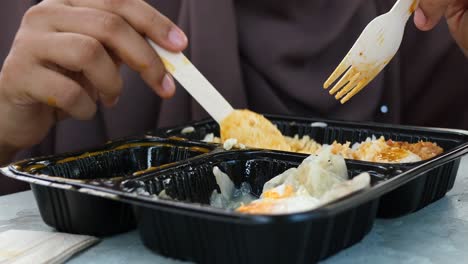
[0,0,467,195]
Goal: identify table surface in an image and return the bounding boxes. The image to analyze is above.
[1,156,468,264]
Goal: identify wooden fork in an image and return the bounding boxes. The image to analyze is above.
[323,0,419,104]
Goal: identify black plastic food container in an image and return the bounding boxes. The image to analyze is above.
[2,115,467,263]
[154,115,468,217]
[14,137,215,236]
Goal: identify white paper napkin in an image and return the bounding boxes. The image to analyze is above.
[0,229,99,264]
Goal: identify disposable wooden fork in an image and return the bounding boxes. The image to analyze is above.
[324,0,419,104]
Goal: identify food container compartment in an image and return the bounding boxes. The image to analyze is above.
[11,137,215,236]
[30,184,134,236]
[123,150,392,264]
[154,115,468,217]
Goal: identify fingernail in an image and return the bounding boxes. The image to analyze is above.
[414,8,428,27]
[161,73,175,93]
[168,27,187,48]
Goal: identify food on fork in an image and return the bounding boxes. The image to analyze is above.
[210,148,371,215]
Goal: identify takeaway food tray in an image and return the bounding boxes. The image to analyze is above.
[2,115,467,263]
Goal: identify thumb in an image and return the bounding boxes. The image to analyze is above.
[414,0,452,31]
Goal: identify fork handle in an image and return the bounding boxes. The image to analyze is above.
[147,39,234,124]
[390,0,420,20]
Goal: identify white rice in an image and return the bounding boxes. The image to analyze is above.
[181,126,195,134]
[223,138,238,150]
[310,122,328,128]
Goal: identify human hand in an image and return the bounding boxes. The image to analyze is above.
[414,0,468,56]
[0,0,187,158]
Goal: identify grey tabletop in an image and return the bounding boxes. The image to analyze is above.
[1,156,468,264]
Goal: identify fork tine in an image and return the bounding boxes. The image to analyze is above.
[328,67,358,95]
[335,73,361,99]
[340,78,371,104]
[323,56,350,89]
